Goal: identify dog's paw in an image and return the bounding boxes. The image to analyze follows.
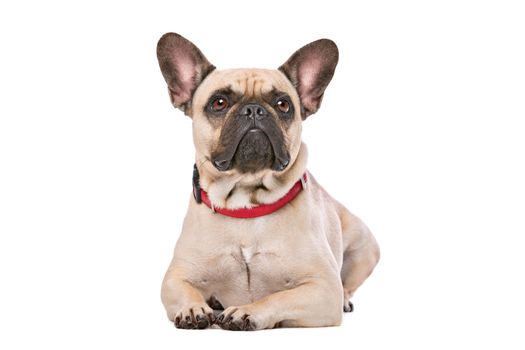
[343,300,354,313]
[173,304,215,329]
[216,305,272,331]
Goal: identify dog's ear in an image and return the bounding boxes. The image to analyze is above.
[157,33,215,114]
[279,39,338,119]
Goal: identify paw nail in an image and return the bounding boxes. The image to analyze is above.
[344,301,354,312]
[242,318,250,330]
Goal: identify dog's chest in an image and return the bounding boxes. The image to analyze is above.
[197,239,301,306]
[185,209,316,307]
[224,243,292,285]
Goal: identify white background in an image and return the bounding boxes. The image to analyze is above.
[1,0,524,349]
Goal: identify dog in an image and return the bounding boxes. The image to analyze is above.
[157,33,380,330]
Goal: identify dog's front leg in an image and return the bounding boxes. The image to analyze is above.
[161,266,215,329]
[217,277,343,330]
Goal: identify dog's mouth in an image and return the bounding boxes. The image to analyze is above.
[212,126,290,173]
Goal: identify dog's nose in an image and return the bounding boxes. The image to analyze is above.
[239,103,268,121]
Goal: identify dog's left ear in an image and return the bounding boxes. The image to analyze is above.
[279,39,339,119]
[157,33,215,114]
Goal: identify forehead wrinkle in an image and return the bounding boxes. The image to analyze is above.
[255,77,263,98]
[250,78,256,99]
[233,78,244,97]
[218,69,290,100]
[244,76,254,98]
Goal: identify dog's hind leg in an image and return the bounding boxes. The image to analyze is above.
[338,208,380,312]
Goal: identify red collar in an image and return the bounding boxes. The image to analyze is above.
[192,165,308,219]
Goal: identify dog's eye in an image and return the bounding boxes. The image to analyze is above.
[276,99,290,113]
[210,97,229,112]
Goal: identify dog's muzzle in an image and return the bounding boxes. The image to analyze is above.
[212,103,290,173]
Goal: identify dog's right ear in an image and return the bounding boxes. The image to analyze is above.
[157,33,215,114]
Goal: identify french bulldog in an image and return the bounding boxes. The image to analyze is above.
[157,33,379,330]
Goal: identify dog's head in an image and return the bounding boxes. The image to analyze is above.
[157,33,338,174]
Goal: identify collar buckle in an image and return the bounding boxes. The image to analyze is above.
[192,164,202,204]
